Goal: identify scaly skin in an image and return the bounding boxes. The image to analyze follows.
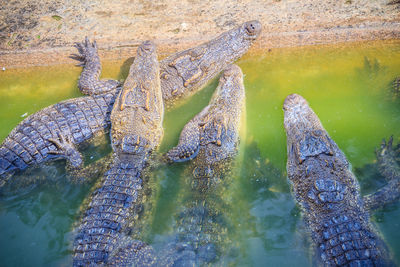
[101,65,246,266]
[0,90,119,181]
[283,94,393,266]
[73,41,163,266]
[70,37,121,95]
[160,20,260,107]
[159,65,245,266]
[0,20,261,180]
[390,76,400,99]
[363,136,400,211]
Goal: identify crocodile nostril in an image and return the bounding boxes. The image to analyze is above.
[141,40,155,52]
[244,20,261,36]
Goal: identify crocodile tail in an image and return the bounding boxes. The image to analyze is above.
[73,160,146,266]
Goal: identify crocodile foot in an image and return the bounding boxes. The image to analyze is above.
[166,119,201,163]
[362,135,400,211]
[47,133,83,168]
[376,136,400,180]
[70,36,99,67]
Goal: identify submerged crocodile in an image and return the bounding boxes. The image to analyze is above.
[72,40,163,266]
[159,64,246,266]
[283,94,394,266]
[363,136,400,211]
[0,20,261,180]
[390,77,400,99]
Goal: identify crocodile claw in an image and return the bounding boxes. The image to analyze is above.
[167,144,200,163]
[71,37,99,66]
[47,132,83,168]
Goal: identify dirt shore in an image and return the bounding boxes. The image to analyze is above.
[0,0,399,68]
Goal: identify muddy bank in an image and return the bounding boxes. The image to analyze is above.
[0,0,399,68]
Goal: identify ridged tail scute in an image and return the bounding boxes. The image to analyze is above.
[73,160,144,266]
[317,214,390,266]
[0,90,118,180]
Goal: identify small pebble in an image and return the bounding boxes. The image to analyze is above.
[181,22,188,31]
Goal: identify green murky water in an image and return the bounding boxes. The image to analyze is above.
[0,40,400,266]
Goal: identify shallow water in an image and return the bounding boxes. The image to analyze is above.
[0,40,400,266]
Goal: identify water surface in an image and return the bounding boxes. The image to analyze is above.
[0,40,399,266]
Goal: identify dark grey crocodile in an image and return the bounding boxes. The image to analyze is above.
[283,94,394,266]
[72,40,163,266]
[158,64,246,266]
[0,20,261,181]
[363,136,400,211]
[390,77,400,99]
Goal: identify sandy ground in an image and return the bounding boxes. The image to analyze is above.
[0,0,399,68]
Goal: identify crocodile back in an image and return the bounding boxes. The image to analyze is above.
[74,41,163,266]
[0,89,119,177]
[72,160,144,266]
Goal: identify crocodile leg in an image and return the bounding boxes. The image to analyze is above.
[70,37,120,95]
[46,133,115,184]
[47,132,83,168]
[363,136,400,211]
[0,90,118,181]
[165,106,209,162]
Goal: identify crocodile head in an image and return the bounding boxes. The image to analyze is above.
[167,64,245,172]
[111,40,164,158]
[283,94,334,166]
[198,64,245,165]
[137,40,156,57]
[160,20,261,104]
[242,20,262,40]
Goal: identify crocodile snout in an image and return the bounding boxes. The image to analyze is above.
[283,94,307,111]
[244,20,262,37]
[222,64,242,78]
[139,40,156,54]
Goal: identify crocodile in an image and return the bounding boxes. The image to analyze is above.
[0,20,261,181]
[390,76,400,99]
[363,136,400,211]
[158,64,246,266]
[283,94,394,266]
[72,40,163,266]
[99,64,246,266]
